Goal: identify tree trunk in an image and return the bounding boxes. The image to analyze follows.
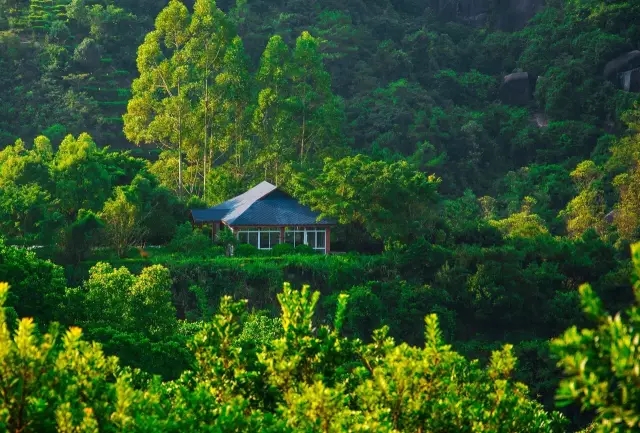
[203,71,208,201]
[178,79,183,198]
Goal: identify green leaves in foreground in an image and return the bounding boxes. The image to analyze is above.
[552,242,640,432]
[0,280,568,432]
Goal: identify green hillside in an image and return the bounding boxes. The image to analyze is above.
[1,0,640,431]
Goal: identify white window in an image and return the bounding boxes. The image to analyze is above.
[236,227,281,249]
[284,227,327,253]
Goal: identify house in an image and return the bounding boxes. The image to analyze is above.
[604,210,616,224]
[190,181,335,254]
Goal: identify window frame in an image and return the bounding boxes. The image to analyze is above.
[234,226,327,252]
[234,227,281,250]
[284,226,327,253]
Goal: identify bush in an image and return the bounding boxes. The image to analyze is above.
[0,237,67,325]
[169,222,212,254]
[0,281,568,432]
[234,243,259,257]
[294,244,316,255]
[270,243,294,256]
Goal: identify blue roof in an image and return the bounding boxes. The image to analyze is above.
[190,208,228,223]
[190,181,335,226]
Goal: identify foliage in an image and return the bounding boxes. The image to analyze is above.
[236,311,283,346]
[0,284,126,433]
[121,172,187,245]
[79,262,178,339]
[217,226,238,257]
[169,222,213,255]
[0,280,569,432]
[52,133,111,219]
[559,161,607,239]
[100,188,146,258]
[293,244,316,255]
[3,1,640,430]
[124,1,346,198]
[489,197,550,239]
[0,237,67,325]
[552,242,640,432]
[62,209,105,264]
[299,154,441,247]
[270,243,294,256]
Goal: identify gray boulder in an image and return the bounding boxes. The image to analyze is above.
[604,51,640,92]
[604,51,640,80]
[620,69,640,92]
[500,72,533,106]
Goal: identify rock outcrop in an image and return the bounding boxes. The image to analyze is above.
[496,0,546,31]
[604,51,640,92]
[499,72,533,106]
[433,0,545,31]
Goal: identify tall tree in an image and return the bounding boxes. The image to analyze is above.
[216,36,252,176]
[51,133,111,219]
[252,35,294,186]
[288,31,346,163]
[559,160,606,238]
[185,0,234,197]
[100,188,145,258]
[123,0,194,197]
[613,166,640,241]
[124,0,241,199]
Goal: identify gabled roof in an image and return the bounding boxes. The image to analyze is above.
[190,181,335,226]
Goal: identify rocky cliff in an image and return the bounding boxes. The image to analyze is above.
[431,0,545,31]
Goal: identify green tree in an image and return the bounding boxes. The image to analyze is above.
[252,35,294,186]
[82,262,177,338]
[0,237,66,324]
[0,136,59,243]
[0,137,51,188]
[300,154,441,247]
[100,188,146,258]
[490,196,550,239]
[128,264,177,339]
[124,0,237,198]
[51,133,111,220]
[612,168,640,241]
[288,31,346,163]
[121,171,186,244]
[0,281,162,433]
[216,35,252,176]
[123,0,194,196]
[184,0,234,198]
[62,209,104,264]
[0,276,572,431]
[559,160,606,238]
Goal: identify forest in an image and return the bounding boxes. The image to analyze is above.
[0,0,640,431]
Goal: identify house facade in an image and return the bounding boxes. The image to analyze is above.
[190,181,335,254]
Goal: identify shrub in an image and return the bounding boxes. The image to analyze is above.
[234,243,259,257]
[294,244,316,255]
[169,222,212,254]
[270,243,294,256]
